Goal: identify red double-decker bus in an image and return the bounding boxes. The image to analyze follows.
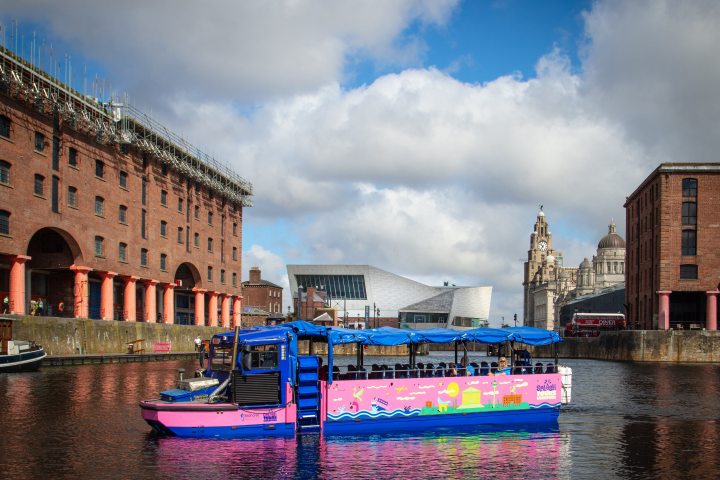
[564,313,626,337]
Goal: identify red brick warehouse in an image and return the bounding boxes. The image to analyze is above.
[0,46,252,327]
[624,163,720,330]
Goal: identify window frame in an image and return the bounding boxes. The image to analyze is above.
[119,242,128,263]
[0,160,10,185]
[119,205,128,224]
[0,115,10,139]
[95,159,105,179]
[68,186,78,208]
[681,229,697,256]
[34,174,45,197]
[119,171,128,189]
[94,236,105,257]
[0,210,10,235]
[35,132,46,152]
[94,196,105,217]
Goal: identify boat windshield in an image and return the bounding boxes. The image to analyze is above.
[210,346,233,371]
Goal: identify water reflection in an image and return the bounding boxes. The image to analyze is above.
[3,358,720,479]
[145,424,566,480]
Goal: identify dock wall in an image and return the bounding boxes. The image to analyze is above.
[9,316,226,355]
[533,330,720,362]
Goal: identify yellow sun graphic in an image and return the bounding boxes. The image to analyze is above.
[446,382,460,397]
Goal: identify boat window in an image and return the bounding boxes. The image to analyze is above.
[210,346,233,371]
[243,344,279,370]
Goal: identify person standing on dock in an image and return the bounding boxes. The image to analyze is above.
[194,336,202,352]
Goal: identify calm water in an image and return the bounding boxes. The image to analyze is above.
[2,353,720,480]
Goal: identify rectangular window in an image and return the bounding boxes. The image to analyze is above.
[208,237,213,252]
[177,227,183,243]
[207,266,213,282]
[34,174,44,196]
[160,221,167,237]
[233,222,238,236]
[51,175,59,213]
[119,205,127,224]
[682,201,696,225]
[141,248,148,267]
[232,272,237,287]
[141,209,147,239]
[680,264,698,279]
[194,232,199,247]
[161,190,167,206]
[119,242,127,262]
[119,171,128,189]
[94,236,104,257]
[0,210,9,235]
[0,115,10,138]
[52,136,60,170]
[232,247,237,261]
[95,197,104,216]
[141,177,148,206]
[160,253,167,271]
[208,211,213,225]
[95,160,104,178]
[35,132,46,152]
[194,205,199,219]
[220,270,226,284]
[682,229,697,256]
[68,186,77,208]
[69,147,78,167]
[178,197,184,212]
[0,160,9,185]
[682,178,697,197]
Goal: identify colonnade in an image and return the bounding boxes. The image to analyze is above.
[656,290,718,330]
[6,256,242,327]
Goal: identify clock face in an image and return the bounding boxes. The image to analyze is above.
[538,240,548,252]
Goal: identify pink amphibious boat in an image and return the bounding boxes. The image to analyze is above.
[140,321,571,437]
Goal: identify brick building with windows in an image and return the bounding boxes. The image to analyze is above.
[624,163,720,330]
[241,267,283,314]
[0,46,252,327]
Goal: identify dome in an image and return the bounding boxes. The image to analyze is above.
[580,258,592,269]
[598,222,626,249]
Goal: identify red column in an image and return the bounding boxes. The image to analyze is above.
[162,284,175,324]
[100,271,117,320]
[232,295,242,327]
[657,290,671,330]
[123,276,138,321]
[144,280,158,323]
[707,290,719,331]
[221,294,230,328]
[208,291,218,327]
[70,265,92,319]
[9,255,31,315]
[193,288,206,326]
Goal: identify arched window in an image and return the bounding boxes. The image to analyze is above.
[0,210,9,235]
[0,160,10,185]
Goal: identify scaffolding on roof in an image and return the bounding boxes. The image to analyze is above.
[0,45,252,207]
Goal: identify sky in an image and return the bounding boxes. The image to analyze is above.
[3,0,719,326]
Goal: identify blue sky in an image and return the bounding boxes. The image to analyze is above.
[3,0,719,325]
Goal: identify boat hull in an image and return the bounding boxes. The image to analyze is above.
[323,404,560,435]
[0,348,46,372]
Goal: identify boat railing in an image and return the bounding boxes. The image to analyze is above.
[320,361,558,381]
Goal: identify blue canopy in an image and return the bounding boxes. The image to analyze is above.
[272,321,560,347]
[215,322,562,347]
[504,326,562,346]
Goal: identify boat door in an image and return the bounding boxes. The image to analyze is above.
[295,355,321,432]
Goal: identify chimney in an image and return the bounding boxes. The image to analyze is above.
[249,266,261,283]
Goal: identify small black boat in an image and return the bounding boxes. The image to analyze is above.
[1,317,46,372]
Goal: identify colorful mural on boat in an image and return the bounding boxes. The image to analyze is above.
[324,374,559,421]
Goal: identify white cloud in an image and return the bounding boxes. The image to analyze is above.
[4,0,458,102]
[6,0,718,325]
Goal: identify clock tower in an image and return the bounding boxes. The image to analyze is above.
[522,207,559,327]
